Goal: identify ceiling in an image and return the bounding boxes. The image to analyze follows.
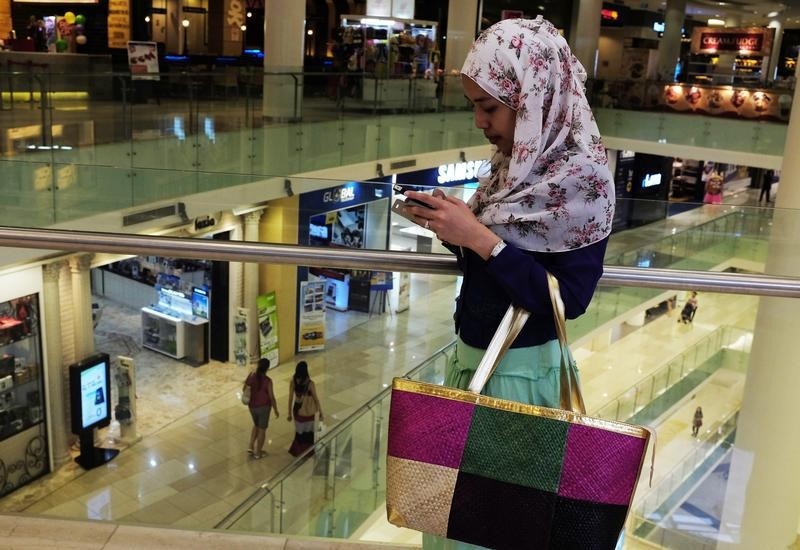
[629,1,800,28]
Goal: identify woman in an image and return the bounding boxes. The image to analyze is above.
[704,172,724,204]
[287,361,324,457]
[692,406,704,437]
[244,358,278,459]
[404,18,613,548]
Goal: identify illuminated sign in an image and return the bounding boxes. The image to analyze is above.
[323,186,356,204]
[653,22,665,33]
[691,27,773,56]
[437,160,489,185]
[601,9,619,21]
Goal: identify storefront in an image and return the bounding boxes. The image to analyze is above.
[0,266,49,497]
[296,180,391,351]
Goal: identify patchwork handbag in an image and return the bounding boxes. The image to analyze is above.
[386,273,653,549]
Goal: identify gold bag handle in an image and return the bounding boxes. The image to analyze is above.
[466,272,587,415]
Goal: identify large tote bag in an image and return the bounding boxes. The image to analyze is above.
[386,273,652,549]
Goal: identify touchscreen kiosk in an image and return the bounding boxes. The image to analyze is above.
[69,353,119,469]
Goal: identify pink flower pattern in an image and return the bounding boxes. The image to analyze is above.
[462,17,614,251]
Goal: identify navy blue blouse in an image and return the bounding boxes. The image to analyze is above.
[448,237,608,349]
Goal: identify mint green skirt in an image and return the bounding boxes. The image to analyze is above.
[422,337,579,550]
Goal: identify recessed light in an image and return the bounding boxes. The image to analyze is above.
[768,11,779,17]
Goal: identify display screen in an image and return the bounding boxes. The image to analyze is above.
[69,353,111,434]
[642,173,662,188]
[80,363,108,430]
[192,286,209,319]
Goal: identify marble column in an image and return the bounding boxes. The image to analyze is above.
[718,57,800,548]
[243,210,264,362]
[767,19,784,84]
[69,254,94,361]
[262,0,305,120]
[655,0,687,81]
[569,0,603,78]
[42,262,71,467]
[441,0,479,107]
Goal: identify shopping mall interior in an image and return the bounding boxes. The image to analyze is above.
[2,0,800,548]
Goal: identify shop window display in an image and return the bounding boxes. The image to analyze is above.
[0,293,48,495]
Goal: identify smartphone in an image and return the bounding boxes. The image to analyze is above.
[393,183,434,209]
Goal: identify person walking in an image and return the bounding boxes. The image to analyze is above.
[244,358,278,459]
[759,169,774,203]
[692,406,704,437]
[287,361,324,457]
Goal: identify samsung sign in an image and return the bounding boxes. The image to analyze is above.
[436,160,489,185]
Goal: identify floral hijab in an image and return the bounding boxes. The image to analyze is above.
[461,17,614,252]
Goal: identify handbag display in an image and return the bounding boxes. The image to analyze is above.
[386,273,653,549]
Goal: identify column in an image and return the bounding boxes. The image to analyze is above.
[767,18,784,83]
[569,0,603,78]
[718,66,800,548]
[243,210,264,362]
[42,262,71,467]
[655,0,687,81]
[262,0,305,120]
[724,15,742,28]
[441,0,479,107]
[69,254,94,361]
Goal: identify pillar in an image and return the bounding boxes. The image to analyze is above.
[42,262,71,467]
[724,14,741,28]
[767,18,784,83]
[243,210,264,362]
[441,0,479,108]
[717,60,800,548]
[569,0,603,78]
[262,0,305,120]
[655,0,687,81]
[69,254,94,361]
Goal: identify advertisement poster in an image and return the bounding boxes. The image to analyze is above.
[257,292,279,366]
[396,272,410,313]
[80,363,108,429]
[234,307,248,367]
[108,0,131,49]
[298,281,326,352]
[127,41,160,81]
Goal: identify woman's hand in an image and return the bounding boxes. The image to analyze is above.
[287,413,293,421]
[404,190,502,260]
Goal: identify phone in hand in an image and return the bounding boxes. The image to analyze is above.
[393,184,434,209]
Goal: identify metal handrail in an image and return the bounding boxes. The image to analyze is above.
[0,226,799,297]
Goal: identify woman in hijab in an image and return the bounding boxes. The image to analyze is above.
[404,16,614,549]
[406,15,612,415]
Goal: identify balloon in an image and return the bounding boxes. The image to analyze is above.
[75,14,86,26]
[75,35,87,45]
[73,24,84,35]
[55,39,68,52]
[64,12,76,25]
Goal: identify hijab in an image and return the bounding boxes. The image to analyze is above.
[461,17,614,252]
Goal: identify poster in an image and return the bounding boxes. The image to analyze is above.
[257,291,279,366]
[396,272,410,313]
[108,0,131,49]
[127,41,160,81]
[233,307,248,367]
[298,281,326,352]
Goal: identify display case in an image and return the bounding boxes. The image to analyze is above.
[141,307,185,359]
[0,293,48,496]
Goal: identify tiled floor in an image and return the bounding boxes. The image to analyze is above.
[0,185,774,549]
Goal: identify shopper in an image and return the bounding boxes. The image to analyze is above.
[287,361,324,457]
[759,169,775,203]
[703,172,724,204]
[244,358,278,459]
[679,292,699,324]
[692,406,704,437]
[402,17,614,549]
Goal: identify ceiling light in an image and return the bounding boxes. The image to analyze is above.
[768,11,779,17]
[708,18,725,26]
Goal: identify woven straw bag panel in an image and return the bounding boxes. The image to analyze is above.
[386,455,457,536]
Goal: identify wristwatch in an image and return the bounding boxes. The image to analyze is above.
[489,240,507,259]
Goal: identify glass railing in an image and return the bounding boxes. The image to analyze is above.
[221,342,452,535]
[593,326,751,422]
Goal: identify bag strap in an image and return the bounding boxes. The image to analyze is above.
[466,272,586,414]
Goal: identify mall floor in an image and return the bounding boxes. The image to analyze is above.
[0,183,772,548]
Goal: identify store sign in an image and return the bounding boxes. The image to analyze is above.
[224,0,244,43]
[601,9,618,21]
[691,27,773,56]
[392,0,414,19]
[107,0,130,49]
[437,160,489,185]
[323,185,356,204]
[366,0,391,17]
[127,41,160,81]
